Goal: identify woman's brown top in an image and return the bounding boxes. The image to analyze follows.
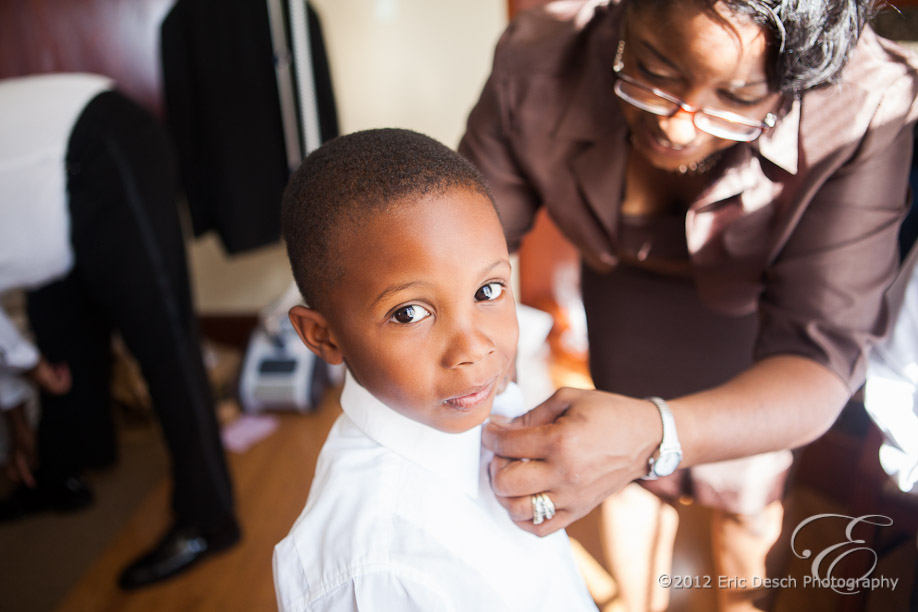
[460,0,918,393]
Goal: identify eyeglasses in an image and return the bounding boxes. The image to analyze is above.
[612,40,776,143]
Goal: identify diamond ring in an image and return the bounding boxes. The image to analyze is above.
[531,492,556,525]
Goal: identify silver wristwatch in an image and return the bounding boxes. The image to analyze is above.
[642,396,683,480]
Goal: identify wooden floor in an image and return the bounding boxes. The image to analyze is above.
[54,389,342,612]
[1,380,909,612]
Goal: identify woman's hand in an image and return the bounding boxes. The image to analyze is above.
[482,387,662,536]
[27,357,71,395]
[483,357,850,537]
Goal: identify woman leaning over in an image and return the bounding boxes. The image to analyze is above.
[460,1,918,610]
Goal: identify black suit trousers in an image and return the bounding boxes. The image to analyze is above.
[26,91,235,530]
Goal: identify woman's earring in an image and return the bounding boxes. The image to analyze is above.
[613,39,625,73]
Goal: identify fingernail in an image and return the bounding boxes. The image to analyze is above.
[488,414,510,425]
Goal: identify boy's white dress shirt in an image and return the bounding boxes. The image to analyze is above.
[273,370,597,611]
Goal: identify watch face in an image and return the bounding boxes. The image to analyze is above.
[653,452,682,477]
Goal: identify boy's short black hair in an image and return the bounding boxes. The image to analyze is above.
[281,128,495,311]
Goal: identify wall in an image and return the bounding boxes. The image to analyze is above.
[188,0,508,314]
[0,0,173,116]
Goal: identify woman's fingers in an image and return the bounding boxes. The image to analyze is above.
[487,453,574,534]
[493,488,569,536]
[485,387,665,533]
[488,454,556,498]
[482,388,574,460]
[510,508,574,537]
[501,489,558,520]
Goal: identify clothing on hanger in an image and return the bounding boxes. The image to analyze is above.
[161,0,338,254]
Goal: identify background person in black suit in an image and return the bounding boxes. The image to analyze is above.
[0,73,239,590]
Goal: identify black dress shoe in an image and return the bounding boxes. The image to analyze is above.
[118,519,241,589]
[0,476,93,522]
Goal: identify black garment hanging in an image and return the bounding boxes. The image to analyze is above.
[161,0,338,254]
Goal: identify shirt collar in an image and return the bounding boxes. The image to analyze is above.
[689,98,799,212]
[752,97,800,175]
[339,370,510,499]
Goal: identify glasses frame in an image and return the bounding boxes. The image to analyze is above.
[612,40,776,143]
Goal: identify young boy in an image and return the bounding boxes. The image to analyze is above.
[274,128,596,611]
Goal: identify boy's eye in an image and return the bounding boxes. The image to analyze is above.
[390,304,431,324]
[475,282,504,302]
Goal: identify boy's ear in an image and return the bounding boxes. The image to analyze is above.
[288,305,344,365]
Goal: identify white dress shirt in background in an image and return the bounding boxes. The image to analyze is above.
[865,245,918,495]
[0,73,113,370]
[273,370,597,611]
[0,73,112,408]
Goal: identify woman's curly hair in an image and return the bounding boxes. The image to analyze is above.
[630,0,879,96]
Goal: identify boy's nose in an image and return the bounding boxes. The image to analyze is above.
[443,323,495,369]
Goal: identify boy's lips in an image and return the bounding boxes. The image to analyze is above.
[442,377,498,409]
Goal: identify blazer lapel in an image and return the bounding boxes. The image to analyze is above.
[554,12,627,244]
[569,129,629,241]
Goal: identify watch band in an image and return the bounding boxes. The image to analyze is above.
[642,396,682,480]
